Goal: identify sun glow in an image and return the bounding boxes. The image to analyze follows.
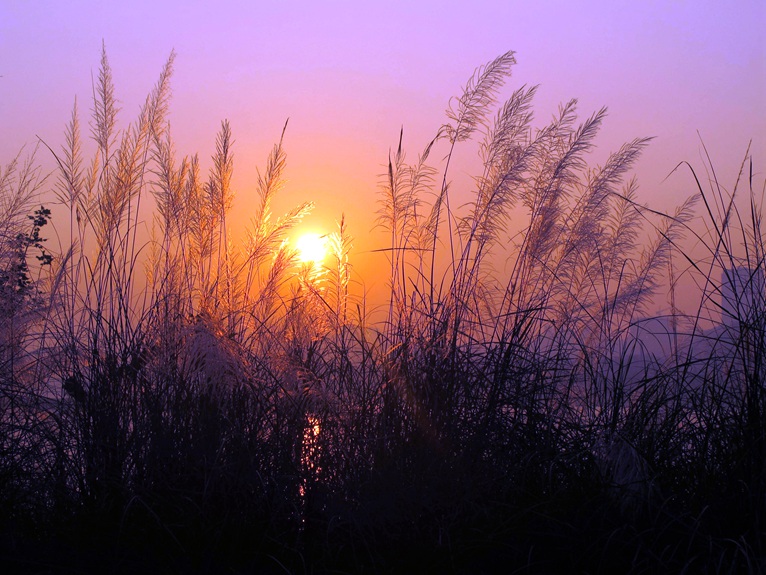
[296,232,328,264]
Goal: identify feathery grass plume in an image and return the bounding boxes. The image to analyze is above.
[614,193,699,320]
[242,122,293,308]
[90,43,118,165]
[50,100,99,339]
[445,50,517,144]
[376,129,408,323]
[84,48,174,309]
[3,49,764,574]
[54,99,85,229]
[425,51,517,308]
[525,103,605,266]
[126,50,175,286]
[326,214,353,329]
[144,127,193,372]
[242,197,313,343]
[375,130,437,334]
[197,120,235,317]
[459,84,537,253]
[138,50,175,144]
[151,128,188,242]
[547,138,653,340]
[186,153,213,301]
[449,84,538,334]
[558,137,651,275]
[253,122,289,235]
[41,99,92,399]
[242,243,297,352]
[602,179,643,298]
[35,48,178,519]
[488,101,595,341]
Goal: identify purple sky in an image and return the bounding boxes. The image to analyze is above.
[2,1,764,292]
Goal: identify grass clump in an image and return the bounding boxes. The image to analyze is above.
[0,47,763,574]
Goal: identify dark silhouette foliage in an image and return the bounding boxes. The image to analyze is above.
[0,49,763,574]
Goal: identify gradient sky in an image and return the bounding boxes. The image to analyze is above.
[2,1,764,295]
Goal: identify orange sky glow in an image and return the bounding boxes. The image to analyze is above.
[1,1,764,312]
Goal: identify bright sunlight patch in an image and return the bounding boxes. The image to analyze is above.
[296,232,327,263]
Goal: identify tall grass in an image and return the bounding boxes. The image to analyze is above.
[0,48,763,574]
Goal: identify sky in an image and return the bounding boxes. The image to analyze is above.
[1,0,764,299]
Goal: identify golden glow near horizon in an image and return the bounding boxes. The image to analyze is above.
[296,232,328,264]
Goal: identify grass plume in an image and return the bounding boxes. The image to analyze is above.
[0,50,762,574]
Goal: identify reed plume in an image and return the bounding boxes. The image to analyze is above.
[0,49,762,575]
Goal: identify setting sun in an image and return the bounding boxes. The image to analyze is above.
[296,232,328,264]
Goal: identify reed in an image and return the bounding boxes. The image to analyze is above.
[0,49,762,574]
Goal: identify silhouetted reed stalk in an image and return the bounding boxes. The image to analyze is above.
[0,48,762,574]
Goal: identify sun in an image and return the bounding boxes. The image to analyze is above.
[296,232,328,264]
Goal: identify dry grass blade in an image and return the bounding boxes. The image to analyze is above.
[1,48,763,575]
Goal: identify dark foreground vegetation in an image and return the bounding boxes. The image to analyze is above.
[1,50,763,574]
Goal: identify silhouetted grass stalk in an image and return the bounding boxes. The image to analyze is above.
[0,49,762,574]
